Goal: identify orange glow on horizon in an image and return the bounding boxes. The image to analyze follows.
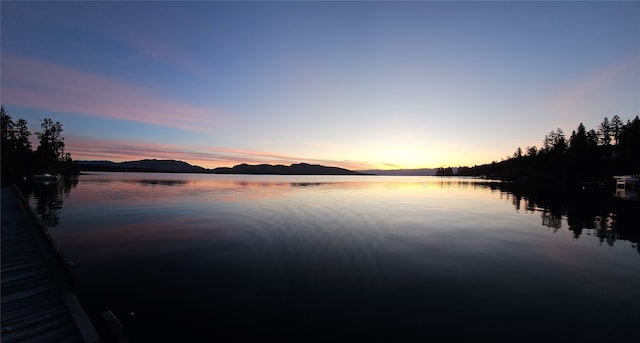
[66,135,502,171]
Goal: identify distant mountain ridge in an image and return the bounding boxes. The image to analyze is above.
[78,159,366,175]
[78,159,208,173]
[212,163,365,175]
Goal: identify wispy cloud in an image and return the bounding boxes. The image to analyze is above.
[66,135,380,170]
[1,54,227,132]
[550,52,640,116]
[115,24,213,79]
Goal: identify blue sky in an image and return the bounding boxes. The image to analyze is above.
[2,1,638,169]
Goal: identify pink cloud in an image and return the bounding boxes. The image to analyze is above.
[1,54,227,132]
[65,135,380,170]
[550,53,640,115]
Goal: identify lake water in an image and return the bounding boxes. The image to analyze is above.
[25,173,639,342]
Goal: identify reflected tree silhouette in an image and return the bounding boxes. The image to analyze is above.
[475,181,639,253]
[541,210,562,232]
[290,182,325,188]
[408,178,636,252]
[136,179,187,187]
[20,178,78,227]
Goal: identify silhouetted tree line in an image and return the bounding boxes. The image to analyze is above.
[1,106,78,184]
[454,115,640,188]
[435,167,454,176]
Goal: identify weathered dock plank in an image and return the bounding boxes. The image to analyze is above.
[1,187,100,343]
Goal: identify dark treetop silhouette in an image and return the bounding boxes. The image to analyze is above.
[452,115,640,188]
[1,106,79,184]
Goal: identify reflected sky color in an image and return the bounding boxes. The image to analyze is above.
[65,173,500,207]
[2,1,639,169]
[33,173,638,341]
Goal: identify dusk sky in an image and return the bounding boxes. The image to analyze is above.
[2,1,638,170]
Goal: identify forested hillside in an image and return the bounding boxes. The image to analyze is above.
[456,115,640,186]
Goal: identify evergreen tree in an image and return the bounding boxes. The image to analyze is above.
[569,123,587,150]
[514,147,523,158]
[1,106,17,150]
[553,128,567,152]
[598,117,611,146]
[610,115,623,145]
[1,107,17,181]
[1,107,34,182]
[618,117,639,149]
[586,129,598,147]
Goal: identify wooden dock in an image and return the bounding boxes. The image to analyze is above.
[1,186,100,342]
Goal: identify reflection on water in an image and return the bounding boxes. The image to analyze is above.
[22,173,640,342]
[20,177,78,227]
[136,179,188,187]
[480,181,639,253]
[290,182,326,188]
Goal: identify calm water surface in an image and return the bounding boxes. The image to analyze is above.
[26,173,639,342]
